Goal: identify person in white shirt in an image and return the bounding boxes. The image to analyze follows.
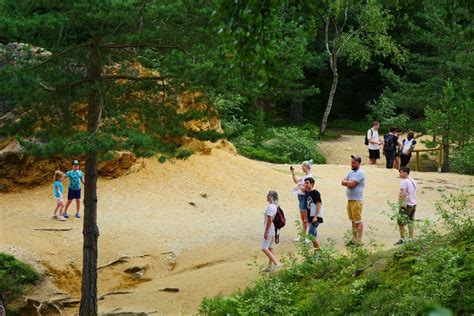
[395,166,417,245]
[290,160,313,240]
[367,121,384,165]
[261,190,282,272]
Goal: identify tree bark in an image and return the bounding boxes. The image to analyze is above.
[290,101,303,125]
[320,55,338,136]
[442,137,450,172]
[79,35,101,316]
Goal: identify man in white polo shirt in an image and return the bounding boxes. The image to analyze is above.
[395,166,417,245]
[367,121,383,165]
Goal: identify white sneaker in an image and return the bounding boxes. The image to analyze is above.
[58,216,66,221]
[52,214,58,219]
[272,264,282,272]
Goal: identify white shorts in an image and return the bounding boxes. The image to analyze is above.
[56,198,63,204]
[261,235,275,250]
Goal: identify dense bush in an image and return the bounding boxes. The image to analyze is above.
[232,126,326,164]
[0,253,39,298]
[201,191,473,315]
[451,142,474,175]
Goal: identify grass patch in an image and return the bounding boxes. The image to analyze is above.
[0,253,40,311]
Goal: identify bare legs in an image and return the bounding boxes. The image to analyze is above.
[64,198,81,216]
[352,222,364,241]
[398,223,414,240]
[52,201,64,217]
[300,211,308,233]
[262,248,279,266]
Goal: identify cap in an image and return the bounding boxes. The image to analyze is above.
[351,155,362,163]
[72,160,80,165]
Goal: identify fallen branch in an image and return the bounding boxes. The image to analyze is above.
[159,287,180,293]
[34,228,73,232]
[98,291,133,300]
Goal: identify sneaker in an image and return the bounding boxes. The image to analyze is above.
[394,239,404,246]
[58,216,66,221]
[272,264,282,272]
[75,213,81,218]
[51,214,58,219]
[261,265,272,273]
[63,212,69,218]
[293,237,301,242]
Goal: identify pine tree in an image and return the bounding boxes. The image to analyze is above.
[0,1,219,314]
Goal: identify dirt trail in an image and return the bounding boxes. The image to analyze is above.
[1,136,472,315]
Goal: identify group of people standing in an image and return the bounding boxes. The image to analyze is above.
[260,152,418,272]
[366,121,417,169]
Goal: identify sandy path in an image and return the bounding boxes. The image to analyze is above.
[1,143,472,314]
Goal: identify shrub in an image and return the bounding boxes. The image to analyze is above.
[366,93,409,128]
[233,126,326,164]
[451,142,474,175]
[0,253,39,297]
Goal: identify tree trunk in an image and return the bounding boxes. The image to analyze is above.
[320,56,338,136]
[79,36,101,316]
[442,136,450,172]
[290,101,303,125]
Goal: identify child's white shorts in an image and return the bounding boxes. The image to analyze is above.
[56,197,63,203]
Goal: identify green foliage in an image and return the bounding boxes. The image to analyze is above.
[201,190,473,315]
[232,126,326,164]
[0,0,222,160]
[0,253,39,297]
[451,142,474,175]
[366,93,409,129]
[383,0,473,118]
[327,119,369,133]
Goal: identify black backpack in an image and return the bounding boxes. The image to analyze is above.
[364,128,373,146]
[383,133,395,151]
[273,206,286,244]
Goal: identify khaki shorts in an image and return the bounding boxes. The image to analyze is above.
[347,200,363,223]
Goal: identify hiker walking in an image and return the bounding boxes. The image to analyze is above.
[290,160,313,240]
[341,155,366,245]
[63,160,85,219]
[395,166,417,245]
[366,121,383,165]
[304,177,324,250]
[400,131,417,167]
[260,190,282,272]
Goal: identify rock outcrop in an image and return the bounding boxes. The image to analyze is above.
[0,44,232,192]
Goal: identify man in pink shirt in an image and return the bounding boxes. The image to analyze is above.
[395,166,417,245]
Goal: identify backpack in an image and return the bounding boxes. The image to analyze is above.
[383,133,395,151]
[401,139,414,155]
[273,206,286,244]
[364,128,373,146]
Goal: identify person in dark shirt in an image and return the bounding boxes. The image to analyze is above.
[304,177,324,250]
[383,127,398,169]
